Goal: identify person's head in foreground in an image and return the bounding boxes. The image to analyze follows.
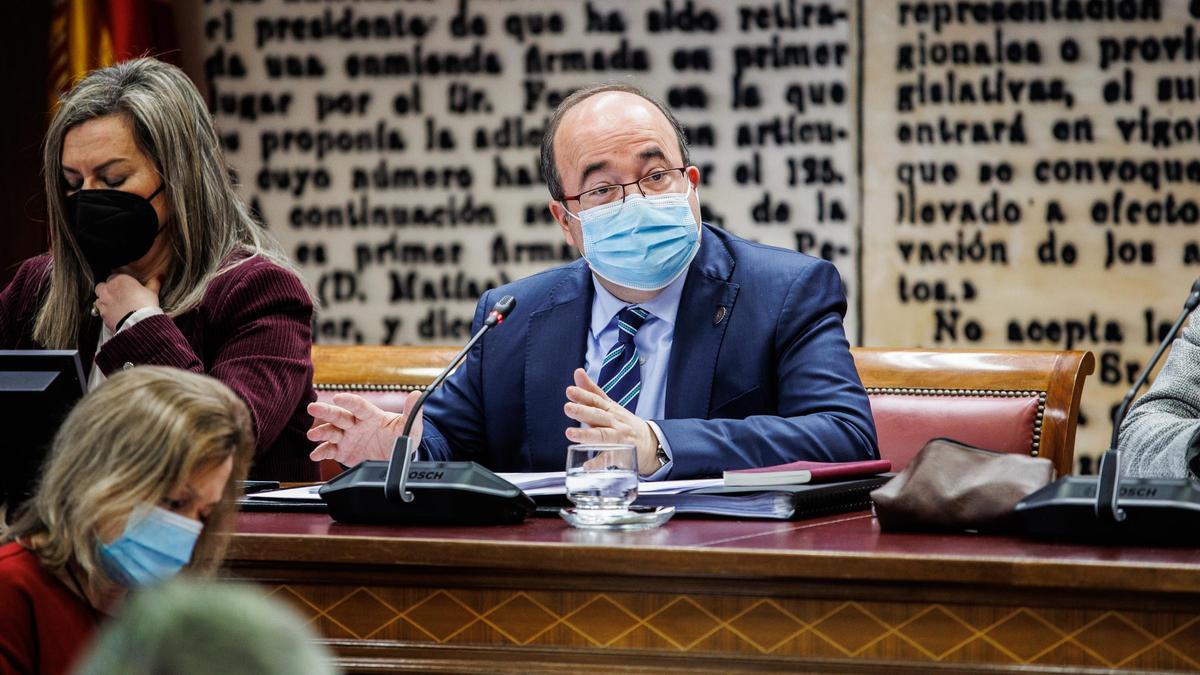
[74,580,338,675]
[0,366,253,673]
[36,56,291,346]
[542,82,702,305]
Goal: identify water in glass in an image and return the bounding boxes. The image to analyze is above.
[565,469,638,510]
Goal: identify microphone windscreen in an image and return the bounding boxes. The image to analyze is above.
[1187,279,1200,311]
[493,295,516,319]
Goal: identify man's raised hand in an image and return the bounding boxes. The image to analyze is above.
[307,391,423,467]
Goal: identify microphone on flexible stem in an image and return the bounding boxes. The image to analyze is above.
[384,294,516,503]
[319,295,535,526]
[1015,279,1200,545]
[1094,278,1200,522]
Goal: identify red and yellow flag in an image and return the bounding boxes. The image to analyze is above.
[48,0,178,107]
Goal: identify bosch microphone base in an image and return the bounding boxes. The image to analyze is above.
[1014,476,1200,546]
[320,460,535,526]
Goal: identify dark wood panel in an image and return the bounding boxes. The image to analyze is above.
[322,639,1145,674]
[230,512,1200,595]
[0,3,51,285]
[227,511,1200,672]
[312,345,461,387]
[228,561,1200,615]
[220,575,1200,672]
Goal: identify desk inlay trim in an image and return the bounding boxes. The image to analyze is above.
[249,580,1200,671]
[230,512,1200,672]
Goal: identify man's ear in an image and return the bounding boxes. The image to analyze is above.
[549,199,578,248]
[686,165,701,189]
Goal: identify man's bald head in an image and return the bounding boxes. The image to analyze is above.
[540,83,690,201]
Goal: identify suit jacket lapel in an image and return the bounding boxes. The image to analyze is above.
[524,261,592,470]
[666,227,740,420]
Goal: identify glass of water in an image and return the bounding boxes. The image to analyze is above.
[565,444,638,521]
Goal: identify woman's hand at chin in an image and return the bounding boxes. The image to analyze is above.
[94,274,161,332]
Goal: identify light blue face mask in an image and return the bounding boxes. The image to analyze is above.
[98,505,202,588]
[572,184,701,292]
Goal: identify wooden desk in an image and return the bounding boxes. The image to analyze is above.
[227,511,1200,673]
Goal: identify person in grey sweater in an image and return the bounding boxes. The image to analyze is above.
[1119,319,1200,480]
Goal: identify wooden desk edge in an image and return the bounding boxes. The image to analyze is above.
[224,531,1200,596]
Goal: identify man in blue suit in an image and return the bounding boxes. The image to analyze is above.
[308,84,877,478]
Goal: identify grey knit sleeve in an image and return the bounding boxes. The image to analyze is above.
[1118,318,1200,479]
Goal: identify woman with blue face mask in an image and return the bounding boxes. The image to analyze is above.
[0,366,253,675]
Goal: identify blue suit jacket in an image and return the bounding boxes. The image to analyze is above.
[420,224,878,478]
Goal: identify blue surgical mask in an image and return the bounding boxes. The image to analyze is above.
[98,505,202,587]
[572,185,701,292]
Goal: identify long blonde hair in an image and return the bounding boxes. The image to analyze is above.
[36,57,307,349]
[3,367,253,593]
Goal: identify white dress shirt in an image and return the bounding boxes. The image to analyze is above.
[584,272,686,479]
[87,306,164,391]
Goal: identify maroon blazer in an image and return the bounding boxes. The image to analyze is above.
[0,254,318,481]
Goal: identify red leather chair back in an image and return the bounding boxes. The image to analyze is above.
[852,349,1094,477]
[867,391,1042,471]
[315,389,413,415]
[309,346,1095,480]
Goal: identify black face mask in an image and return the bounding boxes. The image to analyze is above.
[65,184,165,281]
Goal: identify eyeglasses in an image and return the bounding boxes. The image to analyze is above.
[560,167,689,213]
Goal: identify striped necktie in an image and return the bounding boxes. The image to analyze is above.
[598,306,650,411]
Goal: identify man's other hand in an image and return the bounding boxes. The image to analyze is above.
[307,391,422,467]
[564,368,659,476]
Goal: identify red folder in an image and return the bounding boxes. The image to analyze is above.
[723,459,892,488]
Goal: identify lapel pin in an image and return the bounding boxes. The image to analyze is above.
[712,306,726,325]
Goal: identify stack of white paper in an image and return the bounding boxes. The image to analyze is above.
[241,472,883,521]
[499,471,724,497]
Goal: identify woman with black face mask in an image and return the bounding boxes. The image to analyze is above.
[0,58,320,482]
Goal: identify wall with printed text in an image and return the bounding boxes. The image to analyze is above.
[198,0,1196,467]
